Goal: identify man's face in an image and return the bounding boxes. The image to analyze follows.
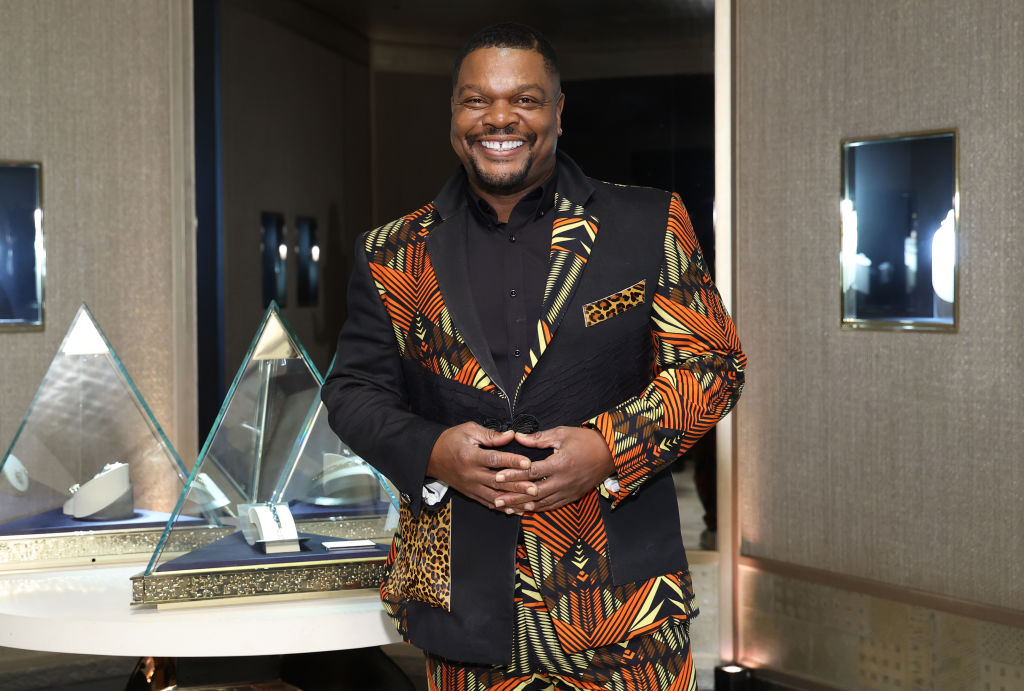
[450,47,564,196]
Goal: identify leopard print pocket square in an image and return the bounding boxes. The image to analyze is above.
[582,279,647,327]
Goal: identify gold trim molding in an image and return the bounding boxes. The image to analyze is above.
[739,555,1024,629]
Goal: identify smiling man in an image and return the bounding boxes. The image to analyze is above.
[323,23,745,691]
[449,43,563,205]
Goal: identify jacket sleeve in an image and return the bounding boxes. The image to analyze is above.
[321,239,447,516]
[586,194,746,508]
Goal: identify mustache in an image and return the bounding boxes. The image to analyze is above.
[466,126,537,145]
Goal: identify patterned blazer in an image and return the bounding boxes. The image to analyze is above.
[323,153,745,664]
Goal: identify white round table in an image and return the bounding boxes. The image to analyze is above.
[0,563,401,657]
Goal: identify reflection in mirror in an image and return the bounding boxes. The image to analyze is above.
[840,131,957,331]
[0,162,44,330]
[295,216,319,307]
[261,211,286,308]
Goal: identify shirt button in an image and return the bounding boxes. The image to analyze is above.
[509,289,518,297]
[513,348,521,357]
[509,234,516,243]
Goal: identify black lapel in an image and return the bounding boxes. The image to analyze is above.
[426,210,507,396]
[511,154,599,404]
[512,196,600,404]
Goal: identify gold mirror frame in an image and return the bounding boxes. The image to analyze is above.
[0,160,45,332]
[839,129,959,332]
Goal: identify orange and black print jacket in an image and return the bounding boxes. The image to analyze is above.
[323,153,745,664]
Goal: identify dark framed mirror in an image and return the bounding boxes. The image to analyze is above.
[0,161,44,330]
[840,130,958,331]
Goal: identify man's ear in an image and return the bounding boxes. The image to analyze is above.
[556,91,565,136]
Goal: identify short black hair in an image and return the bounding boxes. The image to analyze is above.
[452,23,560,91]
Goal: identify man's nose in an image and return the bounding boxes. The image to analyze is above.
[482,99,518,128]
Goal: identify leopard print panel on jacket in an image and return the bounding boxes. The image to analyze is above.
[582,279,647,327]
[383,502,452,611]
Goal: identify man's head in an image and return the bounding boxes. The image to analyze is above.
[450,23,564,197]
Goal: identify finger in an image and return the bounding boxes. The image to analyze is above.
[513,427,561,448]
[492,491,532,509]
[527,492,572,512]
[524,458,558,481]
[474,448,532,470]
[466,482,501,503]
[496,493,537,513]
[496,473,563,506]
[494,468,531,483]
[476,427,516,447]
[471,485,530,514]
[492,478,538,495]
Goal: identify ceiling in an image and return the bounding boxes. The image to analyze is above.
[297,0,714,48]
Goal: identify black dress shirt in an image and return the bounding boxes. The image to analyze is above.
[464,170,558,396]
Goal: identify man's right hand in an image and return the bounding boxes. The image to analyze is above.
[426,422,535,511]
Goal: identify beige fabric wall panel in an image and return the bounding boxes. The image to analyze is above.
[734,0,1023,610]
[0,1,195,466]
[739,567,1024,689]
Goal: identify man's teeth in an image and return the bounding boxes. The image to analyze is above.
[480,140,524,151]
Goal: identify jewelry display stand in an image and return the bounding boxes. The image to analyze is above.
[0,304,200,570]
[133,304,395,607]
[63,462,134,520]
[238,502,302,553]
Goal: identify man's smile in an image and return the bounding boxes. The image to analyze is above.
[479,139,525,152]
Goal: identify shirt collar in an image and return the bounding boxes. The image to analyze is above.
[433,150,594,222]
[466,168,558,226]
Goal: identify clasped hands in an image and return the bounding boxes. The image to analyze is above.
[426,421,614,514]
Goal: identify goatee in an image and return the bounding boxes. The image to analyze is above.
[468,151,536,194]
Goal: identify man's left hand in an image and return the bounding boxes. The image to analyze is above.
[492,426,614,513]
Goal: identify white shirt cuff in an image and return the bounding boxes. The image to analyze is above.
[425,478,618,505]
[423,480,448,506]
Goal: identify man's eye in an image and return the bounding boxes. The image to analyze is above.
[463,97,487,108]
[515,97,541,107]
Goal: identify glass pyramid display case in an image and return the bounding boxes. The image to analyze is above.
[271,379,399,530]
[132,304,394,607]
[0,304,197,570]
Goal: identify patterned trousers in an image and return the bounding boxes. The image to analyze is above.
[426,617,696,690]
[425,503,698,691]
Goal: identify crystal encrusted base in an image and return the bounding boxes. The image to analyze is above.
[0,525,232,572]
[130,556,386,606]
[0,515,389,573]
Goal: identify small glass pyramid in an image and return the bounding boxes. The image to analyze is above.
[146,302,363,577]
[0,304,190,540]
[270,356,399,527]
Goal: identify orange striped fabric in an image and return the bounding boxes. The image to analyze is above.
[363,204,500,396]
[588,194,745,506]
[426,607,696,690]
